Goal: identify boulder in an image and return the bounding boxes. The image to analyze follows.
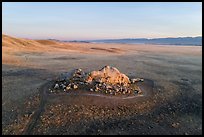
[85,66,130,86]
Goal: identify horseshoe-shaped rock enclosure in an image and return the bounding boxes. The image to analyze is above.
[50,66,146,97]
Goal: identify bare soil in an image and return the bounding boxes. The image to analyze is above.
[2,35,202,135]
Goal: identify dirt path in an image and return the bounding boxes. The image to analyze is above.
[22,81,54,135]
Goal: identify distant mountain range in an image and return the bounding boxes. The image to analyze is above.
[69,36,202,46]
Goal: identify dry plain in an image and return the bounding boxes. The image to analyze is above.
[2,34,202,135]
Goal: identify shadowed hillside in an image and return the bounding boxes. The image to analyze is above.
[35,40,58,45]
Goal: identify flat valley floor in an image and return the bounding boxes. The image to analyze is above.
[2,40,202,135]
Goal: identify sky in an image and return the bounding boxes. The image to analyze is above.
[2,2,202,40]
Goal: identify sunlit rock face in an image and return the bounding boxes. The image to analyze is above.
[86,66,130,86]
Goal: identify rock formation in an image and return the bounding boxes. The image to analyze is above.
[51,66,144,96]
[86,66,130,86]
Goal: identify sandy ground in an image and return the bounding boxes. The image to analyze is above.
[2,35,202,135]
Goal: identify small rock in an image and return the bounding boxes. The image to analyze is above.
[123,87,127,92]
[62,84,66,89]
[54,83,59,89]
[131,78,144,83]
[172,122,180,128]
[73,85,78,89]
[95,86,99,91]
[131,78,139,83]
[66,86,71,90]
[140,78,144,82]
[134,90,139,94]
[115,88,119,92]
[106,85,112,89]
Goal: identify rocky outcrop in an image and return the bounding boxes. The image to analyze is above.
[51,66,144,96]
[86,66,130,86]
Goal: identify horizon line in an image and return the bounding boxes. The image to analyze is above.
[2,33,202,41]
